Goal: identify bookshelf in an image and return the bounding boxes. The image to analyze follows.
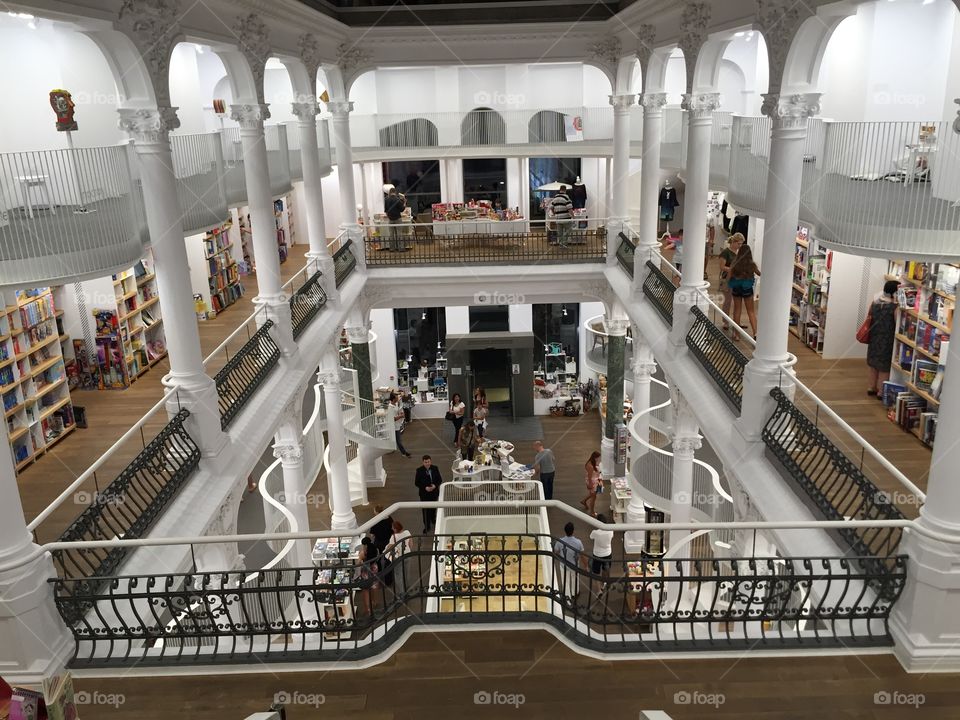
[232,206,254,272]
[2,288,78,473]
[788,225,831,354]
[885,259,956,447]
[185,218,244,319]
[274,196,294,264]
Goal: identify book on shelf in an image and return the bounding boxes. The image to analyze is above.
[881,381,907,407]
[896,343,914,370]
[920,412,938,446]
[913,359,938,391]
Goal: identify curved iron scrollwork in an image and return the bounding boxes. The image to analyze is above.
[52,409,200,586]
[214,320,282,429]
[686,306,748,413]
[762,388,906,583]
[616,232,636,277]
[333,239,357,288]
[642,260,675,326]
[51,532,904,668]
[289,271,327,340]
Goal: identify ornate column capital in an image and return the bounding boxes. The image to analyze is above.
[298,32,323,78]
[345,325,368,344]
[589,36,622,80]
[327,100,354,117]
[757,0,814,94]
[230,103,271,129]
[604,317,630,336]
[635,24,657,72]
[672,435,702,456]
[632,358,658,381]
[336,42,372,76]
[681,92,721,120]
[640,92,668,113]
[317,370,340,387]
[273,442,303,465]
[609,94,637,113]
[291,101,320,122]
[118,106,180,144]
[762,93,821,131]
[678,1,711,88]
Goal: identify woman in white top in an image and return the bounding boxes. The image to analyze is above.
[590,513,614,583]
[388,520,413,596]
[473,403,489,438]
[448,393,465,446]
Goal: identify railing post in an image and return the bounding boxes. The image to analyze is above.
[231,105,296,355]
[118,107,228,459]
[738,94,820,441]
[319,350,358,530]
[891,343,960,671]
[0,441,72,681]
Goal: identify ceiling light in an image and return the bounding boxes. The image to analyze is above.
[713,540,732,549]
[421,310,427,320]
[734,31,745,37]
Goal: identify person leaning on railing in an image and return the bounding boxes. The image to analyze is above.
[550,186,574,248]
[384,187,406,251]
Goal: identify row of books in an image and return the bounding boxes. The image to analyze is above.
[210,283,243,313]
[203,228,232,258]
[883,381,939,446]
[19,293,55,329]
[208,253,235,276]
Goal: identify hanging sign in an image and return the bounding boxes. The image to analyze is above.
[563,114,583,142]
[49,89,77,131]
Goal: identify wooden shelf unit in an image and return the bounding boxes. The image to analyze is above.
[1,288,78,473]
[788,225,832,355]
[885,259,957,448]
[186,218,244,319]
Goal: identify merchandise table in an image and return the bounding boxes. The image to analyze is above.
[450,440,519,483]
[625,560,664,617]
[433,219,528,236]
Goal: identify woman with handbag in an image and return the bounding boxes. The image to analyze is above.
[446,393,465,446]
[457,419,479,461]
[862,280,899,398]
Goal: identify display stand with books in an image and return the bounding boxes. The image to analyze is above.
[185,218,244,318]
[2,288,79,473]
[885,259,956,447]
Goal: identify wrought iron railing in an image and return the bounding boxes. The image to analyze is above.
[685,307,749,413]
[642,260,676,326]
[52,532,904,667]
[362,220,608,267]
[615,231,635,277]
[214,320,282,429]
[51,410,200,581]
[762,388,906,578]
[289,270,327,340]
[333,238,357,287]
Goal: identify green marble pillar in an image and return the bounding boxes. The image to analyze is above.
[605,333,626,439]
[351,341,374,403]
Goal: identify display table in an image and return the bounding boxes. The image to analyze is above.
[433,219,528,236]
[625,560,664,617]
[311,537,361,566]
[609,477,632,523]
[450,440,521,483]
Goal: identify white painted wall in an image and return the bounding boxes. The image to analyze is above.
[446,306,470,335]
[509,304,533,333]
[0,17,125,152]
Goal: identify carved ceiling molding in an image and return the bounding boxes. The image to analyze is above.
[635,23,656,74]
[117,0,181,108]
[678,1,711,93]
[588,35,622,79]
[298,32,324,77]
[756,0,813,94]
[233,12,271,104]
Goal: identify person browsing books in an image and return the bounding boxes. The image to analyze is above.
[865,280,899,398]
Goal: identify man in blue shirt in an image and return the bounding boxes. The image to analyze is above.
[553,521,584,602]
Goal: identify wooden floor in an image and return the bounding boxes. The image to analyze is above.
[74,633,960,719]
[17,245,310,543]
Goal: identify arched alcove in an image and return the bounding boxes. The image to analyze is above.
[379,118,439,147]
[528,111,566,143]
[461,107,506,145]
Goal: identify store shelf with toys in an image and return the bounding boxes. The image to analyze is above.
[2,287,79,473]
[274,195,295,264]
[883,259,956,448]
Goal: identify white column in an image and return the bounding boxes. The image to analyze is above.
[273,435,312,568]
[668,391,701,555]
[290,102,331,273]
[609,94,636,263]
[634,93,668,288]
[327,101,366,272]
[670,93,719,346]
[739,93,821,438]
[625,336,657,554]
[231,104,296,354]
[0,441,71,680]
[601,316,630,477]
[319,357,357,530]
[118,108,227,457]
[892,344,960,671]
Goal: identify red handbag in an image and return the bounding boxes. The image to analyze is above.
[856,307,873,344]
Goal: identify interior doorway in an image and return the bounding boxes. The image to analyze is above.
[471,348,513,418]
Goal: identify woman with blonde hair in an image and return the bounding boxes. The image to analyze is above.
[727,243,761,340]
[581,451,603,516]
[718,233,745,332]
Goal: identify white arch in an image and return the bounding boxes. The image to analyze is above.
[77,27,159,109]
[211,48,260,105]
[277,56,315,103]
[781,7,857,95]
[645,46,678,95]
[614,56,642,95]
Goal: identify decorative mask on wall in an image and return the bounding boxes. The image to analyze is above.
[49,89,77,131]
